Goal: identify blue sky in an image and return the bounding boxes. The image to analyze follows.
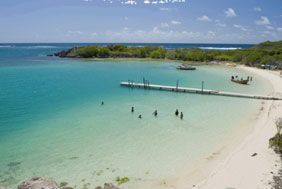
[0,0,281,43]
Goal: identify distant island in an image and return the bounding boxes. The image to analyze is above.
[54,40,282,69]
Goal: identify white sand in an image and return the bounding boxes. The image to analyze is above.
[132,66,282,189]
[195,66,282,189]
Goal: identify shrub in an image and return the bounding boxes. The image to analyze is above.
[269,118,282,153]
[116,176,130,185]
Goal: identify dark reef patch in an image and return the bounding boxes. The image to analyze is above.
[7,161,21,167]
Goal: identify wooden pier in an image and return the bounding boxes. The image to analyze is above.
[120,81,282,100]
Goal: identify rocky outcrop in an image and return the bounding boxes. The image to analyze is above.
[95,183,119,189]
[54,49,72,58]
[18,177,59,189]
[15,177,119,189]
[53,47,78,58]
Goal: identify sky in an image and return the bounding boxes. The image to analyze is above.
[0,0,281,44]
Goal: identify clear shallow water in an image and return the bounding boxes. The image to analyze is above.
[0,44,271,188]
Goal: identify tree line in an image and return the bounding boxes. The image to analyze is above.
[56,41,282,68]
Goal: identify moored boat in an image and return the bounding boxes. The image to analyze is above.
[231,76,249,85]
[231,79,249,85]
[177,65,196,70]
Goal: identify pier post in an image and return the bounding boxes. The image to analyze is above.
[201,81,204,93]
[176,80,179,91]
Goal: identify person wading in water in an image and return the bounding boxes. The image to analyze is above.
[153,110,158,117]
[175,109,179,116]
[180,112,184,120]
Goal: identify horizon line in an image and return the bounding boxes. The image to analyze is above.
[0,42,256,45]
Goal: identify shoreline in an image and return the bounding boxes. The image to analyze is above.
[62,57,263,72]
[70,57,224,66]
[128,65,282,189]
[184,66,282,189]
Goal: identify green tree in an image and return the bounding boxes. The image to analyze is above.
[97,47,110,58]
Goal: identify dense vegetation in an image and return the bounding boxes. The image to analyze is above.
[269,118,282,154]
[269,118,282,189]
[55,40,282,68]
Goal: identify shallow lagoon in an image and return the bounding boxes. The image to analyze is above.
[0,57,272,188]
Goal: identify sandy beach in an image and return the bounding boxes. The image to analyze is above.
[141,66,282,189]
[190,66,282,189]
[127,66,282,189]
[192,66,281,189]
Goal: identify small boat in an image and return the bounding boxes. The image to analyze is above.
[177,65,196,70]
[231,76,249,85]
[231,79,249,85]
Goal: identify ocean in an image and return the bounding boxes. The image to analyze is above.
[0,43,271,188]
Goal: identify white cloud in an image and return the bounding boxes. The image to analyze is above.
[86,0,186,6]
[160,7,171,11]
[160,22,170,28]
[277,27,282,32]
[207,31,216,38]
[224,8,236,17]
[261,30,277,38]
[197,15,211,22]
[102,0,113,3]
[171,20,181,25]
[255,16,271,25]
[124,16,129,20]
[215,20,226,27]
[65,30,100,41]
[216,23,226,27]
[152,21,180,32]
[152,23,168,33]
[266,26,274,30]
[90,32,97,38]
[143,0,185,4]
[103,27,215,43]
[233,24,248,31]
[66,30,83,37]
[122,0,137,5]
[253,7,262,12]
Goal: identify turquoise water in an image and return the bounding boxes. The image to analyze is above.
[0,45,272,188]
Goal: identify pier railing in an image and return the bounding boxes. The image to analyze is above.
[120,81,282,100]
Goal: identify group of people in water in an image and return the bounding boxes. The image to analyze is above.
[131,106,184,120]
[101,101,184,120]
[175,109,184,120]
